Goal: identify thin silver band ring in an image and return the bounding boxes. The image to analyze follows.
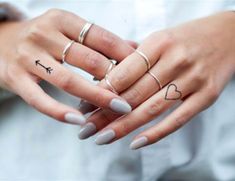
[93,60,115,81]
[105,74,118,94]
[78,22,93,44]
[62,40,75,63]
[148,71,163,90]
[136,50,151,70]
[106,60,115,75]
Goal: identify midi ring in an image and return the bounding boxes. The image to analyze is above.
[136,50,151,70]
[62,40,75,63]
[148,71,163,90]
[104,74,118,94]
[93,60,115,81]
[78,22,93,44]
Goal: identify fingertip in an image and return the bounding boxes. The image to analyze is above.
[129,136,148,150]
[109,98,132,114]
[64,112,86,125]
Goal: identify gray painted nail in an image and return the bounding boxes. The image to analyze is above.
[95,129,115,145]
[64,113,86,125]
[130,136,148,150]
[109,98,132,114]
[78,122,97,140]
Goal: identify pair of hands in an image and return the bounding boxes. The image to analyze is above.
[0,9,234,149]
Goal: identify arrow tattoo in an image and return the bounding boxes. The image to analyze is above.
[35,60,53,74]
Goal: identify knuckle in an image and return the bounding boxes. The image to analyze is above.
[173,46,191,70]
[160,30,175,46]
[93,91,107,106]
[100,29,117,49]
[45,9,65,20]
[111,67,131,90]
[146,99,164,116]
[149,30,175,48]
[116,121,133,137]
[122,88,142,106]
[190,65,206,85]
[83,52,103,72]
[57,74,74,91]
[4,65,17,88]
[154,127,167,140]
[25,23,47,42]
[206,81,220,102]
[15,43,31,63]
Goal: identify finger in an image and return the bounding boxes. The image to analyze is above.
[79,33,173,113]
[48,9,135,61]
[125,40,138,49]
[98,32,172,93]
[94,77,194,145]
[16,75,86,125]
[79,73,163,139]
[42,32,115,80]
[130,92,209,149]
[79,45,188,134]
[25,53,132,114]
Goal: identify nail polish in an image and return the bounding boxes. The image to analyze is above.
[109,98,132,114]
[130,136,148,150]
[95,129,115,145]
[78,122,97,139]
[64,113,86,125]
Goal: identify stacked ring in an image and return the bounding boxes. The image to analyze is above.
[78,22,93,44]
[104,74,118,95]
[135,50,151,70]
[148,71,163,90]
[62,40,75,63]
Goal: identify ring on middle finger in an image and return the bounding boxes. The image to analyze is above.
[147,71,163,90]
[104,74,118,95]
[93,60,115,81]
[62,40,75,63]
[78,22,93,44]
[135,50,151,70]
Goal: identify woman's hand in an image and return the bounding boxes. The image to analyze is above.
[79,11,235,149]
[0,9,135,125]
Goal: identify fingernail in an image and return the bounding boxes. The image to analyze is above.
[64,113,86,125]
[79,100,98,114]
[78,122,97,139]
[130,136,148,150]
[95,129,115,145]
[109,98,132,114]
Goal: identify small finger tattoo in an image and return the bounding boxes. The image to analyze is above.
[35,60,53,74]
[165,83,182,100]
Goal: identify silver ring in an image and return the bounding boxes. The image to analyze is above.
[148,71,163,89]
[62,40,75,63]
[104,74,118,94]
[93,60,115,81]
[136,50,151,70]
[106,60,115,75]
[78,22,93,44]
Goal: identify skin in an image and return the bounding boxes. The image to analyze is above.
[81,11,235,149]
[0,9,136,124]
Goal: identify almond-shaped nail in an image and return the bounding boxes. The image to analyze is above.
[78,122,97,139]
[64,113,86,125]
[130,136,148,150]
[95,129,115,145]
[109,98,132,114]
